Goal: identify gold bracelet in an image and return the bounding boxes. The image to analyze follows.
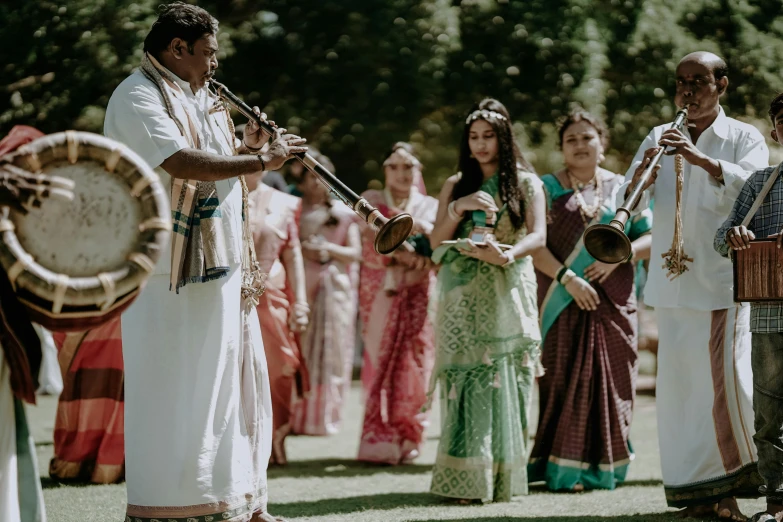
[447,201,463,221]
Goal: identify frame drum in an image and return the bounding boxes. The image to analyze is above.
[0,131,170,331]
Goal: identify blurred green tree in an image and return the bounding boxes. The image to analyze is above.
[1,0,782,192]
[0,0,157,132]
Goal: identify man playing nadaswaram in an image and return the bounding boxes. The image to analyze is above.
[104,3,305,521]
[620,51,768,520]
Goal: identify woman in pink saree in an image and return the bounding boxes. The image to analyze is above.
[249,183,310,465]
[290,154,361,435]
[357,143,438,464]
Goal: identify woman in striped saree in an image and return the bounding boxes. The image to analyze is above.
[50,317,125,484]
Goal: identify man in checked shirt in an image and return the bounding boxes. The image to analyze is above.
[715,92,783,522]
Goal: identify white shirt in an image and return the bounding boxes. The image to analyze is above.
[619,107,769,311]
[104,68,244,276]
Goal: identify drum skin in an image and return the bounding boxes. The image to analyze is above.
[733,238,783,302]
[0,131,170,332]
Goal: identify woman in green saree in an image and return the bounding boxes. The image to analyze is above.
[428,98,546,503]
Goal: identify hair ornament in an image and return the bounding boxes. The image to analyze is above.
[383,147,421,168]
[465,109,508,125]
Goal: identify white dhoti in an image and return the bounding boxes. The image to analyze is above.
[122,267,272,521]
[0,348,46,522]
[656,305,761,507]
[33,325,62,396]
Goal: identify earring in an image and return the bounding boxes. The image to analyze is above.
[470,153,475,158]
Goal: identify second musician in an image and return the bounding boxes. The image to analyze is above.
[620,51,768,519]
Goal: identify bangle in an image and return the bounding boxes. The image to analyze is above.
[447,201,463,221]
[555,266,568,283]
[257,154,266,171]
[501,251,515,268]
[244,140,262,152]
[560,269,576,286]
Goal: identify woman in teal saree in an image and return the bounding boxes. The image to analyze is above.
[428,98,546,503]
[529,109,652,492]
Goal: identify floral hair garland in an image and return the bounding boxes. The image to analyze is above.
[465,109,508,124]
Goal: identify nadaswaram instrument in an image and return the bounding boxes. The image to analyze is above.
[583,106,689,264]
[0,131,171,331]
[211,80,413,255]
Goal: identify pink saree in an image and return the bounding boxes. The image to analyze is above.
[290,203,359,435]
[357,189,437,464]
[249,185,308,460]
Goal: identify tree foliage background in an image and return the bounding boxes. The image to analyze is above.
[2,0,783,191]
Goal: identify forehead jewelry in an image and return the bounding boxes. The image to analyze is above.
[383,148,421,168]
[466,109,508,124]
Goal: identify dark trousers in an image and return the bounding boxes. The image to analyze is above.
[752,333,783,504]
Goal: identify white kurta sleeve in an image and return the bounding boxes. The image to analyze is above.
[617,130,657,214]
[104,82,189,169]
[708,128,769,204]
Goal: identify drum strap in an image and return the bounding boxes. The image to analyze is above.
[741,163,782,228]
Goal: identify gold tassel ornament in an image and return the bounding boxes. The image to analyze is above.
[661,154,693,279]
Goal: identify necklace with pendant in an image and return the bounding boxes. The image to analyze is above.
[566,169,603,225]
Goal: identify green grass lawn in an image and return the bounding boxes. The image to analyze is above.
[29,361,765,522]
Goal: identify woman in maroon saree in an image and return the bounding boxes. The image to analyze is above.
[530,110,652,491]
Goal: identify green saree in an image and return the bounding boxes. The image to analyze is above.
[428,172,543,502]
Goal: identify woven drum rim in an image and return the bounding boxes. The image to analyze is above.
[0,130,170,312]
[18,289,139,320]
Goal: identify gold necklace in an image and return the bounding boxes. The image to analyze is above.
[383,188,410,212]
[566,169,603,224]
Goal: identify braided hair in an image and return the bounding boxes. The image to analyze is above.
[451,98,534,229]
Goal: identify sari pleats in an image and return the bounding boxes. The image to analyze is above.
[51,317,125,484]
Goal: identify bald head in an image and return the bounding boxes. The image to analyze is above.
[678,52,728,80]
[673,51,728,122]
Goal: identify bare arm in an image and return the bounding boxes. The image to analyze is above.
[506,181,547,260]
[325,222,362,264]
[429,176,461,247]
[161,148,264,181]
[630,233,651,262]
[531,247,565,279]
[282,243,308,306]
